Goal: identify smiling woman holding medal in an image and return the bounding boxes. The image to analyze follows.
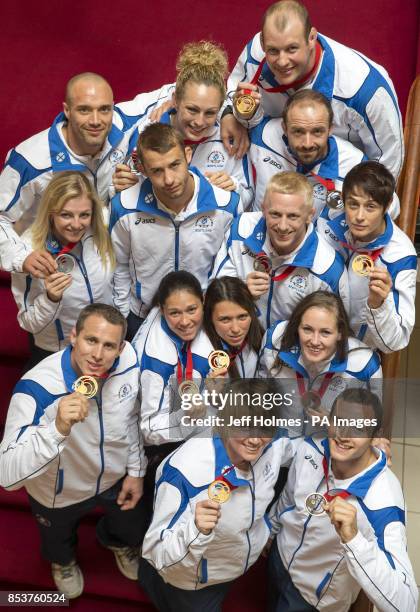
[132,270,215,451]
[139,378,300,612]
[258,291,382,433]
[113,41,253,209]
[203,276,263,379]
[11,171,115,368]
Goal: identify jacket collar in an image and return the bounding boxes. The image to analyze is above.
[244,217,319,269]
[277,343,348,378]
[328,212,393,250]
[61,344,120,392]
[48,112,124,172]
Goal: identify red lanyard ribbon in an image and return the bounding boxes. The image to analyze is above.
[215,464,239,491]
[309,173,335,192]
[57,242,77,256]
[176,343,193,384]
[339,242,383,260]
[249,41,322,93]
[322,456,351,502]
[296,371,334,399]
[271,264,296,282]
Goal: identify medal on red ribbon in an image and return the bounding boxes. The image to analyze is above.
[208,465,238,504]
[296,372,334,414]
[177,343,199,397]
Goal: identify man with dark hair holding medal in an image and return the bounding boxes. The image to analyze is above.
[267,388,418,612]
[0,303,148,600]
[109,122,241,340]
[318,161,417,353]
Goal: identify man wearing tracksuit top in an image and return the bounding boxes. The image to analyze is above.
[267,388,418,612]
[0,73,139,278]
[212,172,349,330]
[109,123,242,340]
[318,161,417,353]
[249,90,367,213]
[0,304,148,600]
[228,1,403,179]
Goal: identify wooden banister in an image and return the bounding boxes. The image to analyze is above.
[350,76,420,612]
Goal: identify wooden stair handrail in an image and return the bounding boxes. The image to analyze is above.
[350,76,420,612]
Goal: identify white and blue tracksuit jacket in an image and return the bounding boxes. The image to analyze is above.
[258,320,382,433]
[0,110,138,273]
[11,230,113,352]
[132,307,214,446]
[0,343,146,508]
[212,213,349,330]
[142,433,300,589]
[270,438,418,612]
[126,109,255,210]
[228,33,403,178]
[109,167,241,319]
[250,119,368,214]
[319,213,417,352]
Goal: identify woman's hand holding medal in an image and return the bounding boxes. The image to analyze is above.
[22,249,57,279]
[45,271,72,302]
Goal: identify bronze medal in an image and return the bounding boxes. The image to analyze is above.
[73,375,98,399]
[234,94,257,119]
[208,350,230,371]
[253,253,272,274]
[305,492,327,516]
[208,480,231,504]
[352,254,374,276]
[178,380,200,398]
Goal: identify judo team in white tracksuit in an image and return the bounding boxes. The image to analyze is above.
[258,320,382,433]
[142,433,300,589]
[249,119,366,213]
[319,212,417,352]
[11,231,113,352]
[270,437,418,612]
[0,343,146,507]
[109,166,241,319]
[212,212,349,329]
[228,33,403,178]
[132,307,214,446]
[126,109,255,211]
[0,112,136,273]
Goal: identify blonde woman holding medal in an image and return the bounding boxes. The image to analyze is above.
[139,378,300,612]
[113,41,254,209]
[258,291,382,433]
[203,276,263,379]
[11,171,114,368]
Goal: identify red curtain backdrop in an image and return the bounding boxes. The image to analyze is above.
[0,0,419,163]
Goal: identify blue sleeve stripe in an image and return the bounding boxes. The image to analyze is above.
[12,379,67,441]
[5,150,50,211]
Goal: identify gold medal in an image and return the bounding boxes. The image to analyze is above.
[73,376,98,399]
[305,492,327,516]
[352,254,374,276]
[178,380,200,398]
[234,94,257,119]
[208,350,230,371]
[208,480,231,504]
